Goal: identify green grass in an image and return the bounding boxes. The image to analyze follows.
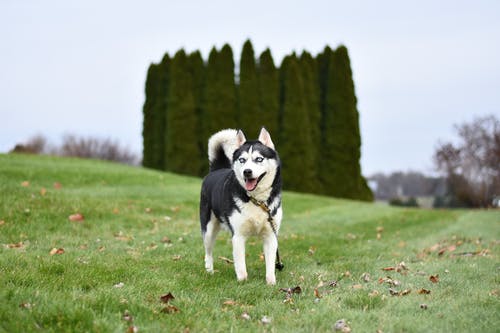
[0,153,499,333]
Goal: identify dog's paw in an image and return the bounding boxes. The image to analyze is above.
[236,271,248,281]
[266,275,276,285]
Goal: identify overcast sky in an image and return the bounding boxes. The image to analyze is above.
[1,0,499,175]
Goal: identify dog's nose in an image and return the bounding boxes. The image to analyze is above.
[243,169,253,178]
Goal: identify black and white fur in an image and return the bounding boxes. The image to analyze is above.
[199,128,282,285]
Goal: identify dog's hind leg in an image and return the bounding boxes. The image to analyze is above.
[203,216,220,273]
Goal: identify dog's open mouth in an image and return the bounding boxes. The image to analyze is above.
[245,172,267,191]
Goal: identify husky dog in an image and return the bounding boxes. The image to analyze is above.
[199,127,282,285]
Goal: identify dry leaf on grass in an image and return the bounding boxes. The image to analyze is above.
[417,288,431,294]
[160,292,175,303]
[219,256,234,264]
[49,248,65,255]
[122,311,133,322]
[389,288,411,296]
[161,305,180,314]
[280,286,302,304]
[6,242,25,249]
[241,312,251,320]
[21,181,30,187]
[69,213,84,222]
[429,274,439,283]
[53,182,62,189]
[334,319,351,332]
[40,188,47,196]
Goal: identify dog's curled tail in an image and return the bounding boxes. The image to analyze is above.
[208,129,241,172]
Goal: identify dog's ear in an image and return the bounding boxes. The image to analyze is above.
[236,129,247,147]
[258,127,275,150]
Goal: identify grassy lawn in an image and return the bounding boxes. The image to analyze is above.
[0,153,498,332]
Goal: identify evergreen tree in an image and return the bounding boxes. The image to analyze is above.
[165,49,200,176]
[187,51,207,176]
[279,55,316,193]
[238,40,261,136]
[142,63,159,169]
[202,44,237,145]
[142,54,170,170]
[299,51,322,190]
[257,49,280,137]
[321,46,372,200]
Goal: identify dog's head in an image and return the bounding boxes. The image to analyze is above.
[233,128,280,194]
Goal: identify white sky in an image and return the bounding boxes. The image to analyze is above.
[1,0,499,175]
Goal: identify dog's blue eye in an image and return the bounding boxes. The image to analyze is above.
[238,158,246,164]
[255,157,264,163]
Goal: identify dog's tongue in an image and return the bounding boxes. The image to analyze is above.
[245,178,258,191]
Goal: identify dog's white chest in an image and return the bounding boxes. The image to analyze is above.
[233,201,271,237]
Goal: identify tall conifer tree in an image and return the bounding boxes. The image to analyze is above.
[238,40,260,136]
[142,54,170,170]
[279,55,316,193]
[142,63,159,169]
[165,50,200,176]
[258,49,280,137]
[203,44,237,144]
[299,51,321,190]
[321,46,372,200]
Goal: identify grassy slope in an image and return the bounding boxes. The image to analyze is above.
[0,154,498,333]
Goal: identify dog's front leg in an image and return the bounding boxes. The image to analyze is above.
[232,234,248,281]
[263,233,278,285]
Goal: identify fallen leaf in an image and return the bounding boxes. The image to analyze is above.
[40,188,47,196]
[429,274,439,283]
[352,284,363,290]
[172,255,182,261]
[389,288,411,296]
[222,300,238,306]
[53,182,62,189]
[161,305,180,314]
[69,213,84,222]
[126,326,138,333]
[279,286,302,295]
[49,248,64,255]
[21,181,30,187]
[112,208,120,214]
[396,261,409,273]
[7,242,24,249]
[378,276,400,287]
[19,302,32,309]
[161,236,172,244]
[219,256,234,264]
[145,208,152,213]
[122,311,133,322]
[334,319,351,332]
[361,272,371,282]
[314,288,322,299]
[382,267,395,271]
[376,226,384,233]
[417,288,431,295]
[368,290,380,297]
[160,292,175,303]
[0,220,5,226]
[308,246,316,256]
[241,312,251,320]
[114,232,133,241]
[344,271,351,278]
